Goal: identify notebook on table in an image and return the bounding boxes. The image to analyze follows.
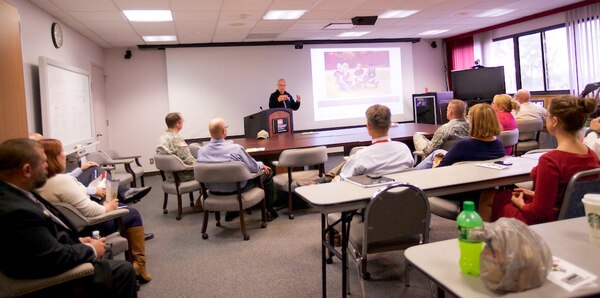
[344,175,395,188]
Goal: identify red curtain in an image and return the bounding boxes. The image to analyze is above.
[445,36,474,90]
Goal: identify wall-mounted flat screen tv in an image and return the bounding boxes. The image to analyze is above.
[451,66,506,102]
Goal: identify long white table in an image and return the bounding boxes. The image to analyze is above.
[295,156,539,297]
[405,217,600,297]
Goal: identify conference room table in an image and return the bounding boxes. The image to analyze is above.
[228,123,439,158]
[295,156,539,297]
[405,217,600,297]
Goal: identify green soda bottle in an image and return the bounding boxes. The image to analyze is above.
[457,201,484,276]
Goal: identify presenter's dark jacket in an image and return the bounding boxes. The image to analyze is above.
[269,90,301,110]
[0,180,95,279]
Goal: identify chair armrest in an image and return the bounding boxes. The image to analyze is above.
[116,155,141,160]
[271,161,279,167]
[249,170,265,179]
[108,158,135,165]
[101,165,115,171]
[412,150,425,157]
[0,263,94,296]
[87,208,129,226]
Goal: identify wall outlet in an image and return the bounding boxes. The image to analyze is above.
[149,158,154,164]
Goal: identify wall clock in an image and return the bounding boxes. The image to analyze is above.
[51,22,63,48]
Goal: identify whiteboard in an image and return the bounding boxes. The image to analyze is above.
[39,57,94,154]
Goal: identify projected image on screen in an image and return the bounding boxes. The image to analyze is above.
[325,51,390,98]
[311,48,403,122]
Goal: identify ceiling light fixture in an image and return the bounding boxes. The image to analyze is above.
[417,30,449,36]
[143,35,177,42]
[263,10,306,20]
[338,31,370,37]
[123,10,173,22]
[379,10,420,19]
[475,9,514,17]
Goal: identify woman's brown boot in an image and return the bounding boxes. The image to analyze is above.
[128,226,153,283]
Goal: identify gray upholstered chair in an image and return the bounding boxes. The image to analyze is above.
[102,149,145,187]
[343,146,366,161]
[52,202,132,261]
[515,119,544,155]
[558,168,600,220]
[272,146,328,219]
[86,151,134,187]
[194,161,267,241]
[498,129,519,156]
[154,154,202,220]
[0,263,94,297]
[342,183,430,282]
[413,138,462,163]
[188,142,201,158]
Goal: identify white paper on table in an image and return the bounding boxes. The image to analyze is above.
[245,147,265,153]
[547,256,598,292]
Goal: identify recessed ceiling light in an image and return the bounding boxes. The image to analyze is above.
[143,35,177,42]
[475,9,514,17]
[338,31,370,37]
[123,10,173,22]
[323,23,355,30]
[417,30,449,36]
[379,10,420,19]
[263,10,306,20]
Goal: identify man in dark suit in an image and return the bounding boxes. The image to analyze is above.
[268,78,301,110]
[0,138,137,297]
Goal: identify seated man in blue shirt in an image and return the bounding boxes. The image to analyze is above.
[196,118,278,221]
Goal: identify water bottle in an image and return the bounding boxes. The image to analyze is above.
[92,230,101,240]
[457,201,484,276]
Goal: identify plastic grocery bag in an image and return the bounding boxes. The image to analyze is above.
[479,218,553,292]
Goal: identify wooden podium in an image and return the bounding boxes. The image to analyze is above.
[243,108,293,138]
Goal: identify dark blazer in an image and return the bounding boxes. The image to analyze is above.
[0,180,95,279]
[269,90,301,110]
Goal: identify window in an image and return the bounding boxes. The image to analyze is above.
[491,38,516,93]
[518,33,544,91]
[492,26,569,93]
[544,27,569,90]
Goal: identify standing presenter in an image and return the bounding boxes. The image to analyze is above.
[269,78,301,110]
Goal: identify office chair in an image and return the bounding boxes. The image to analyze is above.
[272,146,328,219]
[0,263,94,297]
[558,168,600,220]
[154,154,202,220]
[498,129,519,156]
[515,119,544,155]
[345,183,430,282]
[52,202,132,261]
[194,161,267,241]
[85,151,134,187]
[101,149,145,187]
[188,142,201,158]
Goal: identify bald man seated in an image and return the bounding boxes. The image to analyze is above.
[196,118,278,221]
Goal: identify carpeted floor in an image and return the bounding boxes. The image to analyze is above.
[128,170,458,298]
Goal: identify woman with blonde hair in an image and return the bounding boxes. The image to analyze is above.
[415,103,505,169]
[37,139,153,283]
[493,96,600,224]
[492,94,519,155]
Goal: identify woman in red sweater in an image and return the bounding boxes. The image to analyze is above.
[493,95,600,224]
[492,94,519,155]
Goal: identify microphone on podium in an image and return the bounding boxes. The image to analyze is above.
[260,106,264,111]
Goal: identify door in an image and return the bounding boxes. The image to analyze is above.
[92,64,108,150]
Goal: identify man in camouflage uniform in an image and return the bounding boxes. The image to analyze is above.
[156,112,202,210]
[413,99,469,155]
